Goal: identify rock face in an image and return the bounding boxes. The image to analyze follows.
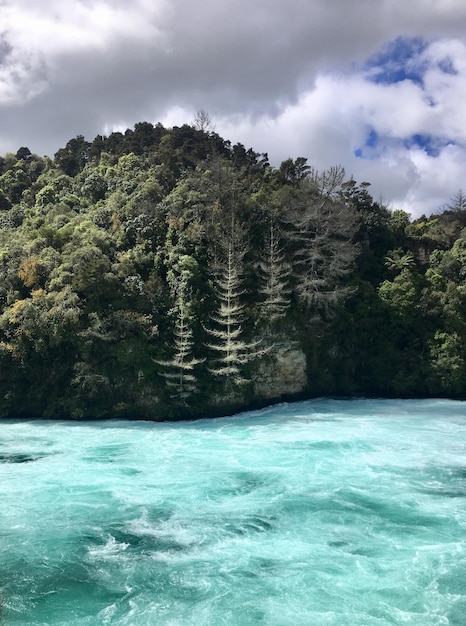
[253,341,307,401]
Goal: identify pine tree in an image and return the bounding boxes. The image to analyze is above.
[156,266,203,405]
[257,221,291,325]
[205,226,261,388]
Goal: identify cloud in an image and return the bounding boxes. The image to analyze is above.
[1,1,466,216]
[214,36,466,216]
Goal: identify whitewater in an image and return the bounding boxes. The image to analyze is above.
[1,398,465,625]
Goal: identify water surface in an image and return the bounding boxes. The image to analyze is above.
[1,399,465,625]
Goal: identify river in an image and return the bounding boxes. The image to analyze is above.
[1,399,465,625]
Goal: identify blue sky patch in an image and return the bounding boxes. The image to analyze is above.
[403,134,454,157]
[404,134,437,156]
[365,37,428,86]
[354,129,381,158]
[365,129,378,148]
[354,130,453,160]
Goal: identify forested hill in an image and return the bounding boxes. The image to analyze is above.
[0,121,465,420]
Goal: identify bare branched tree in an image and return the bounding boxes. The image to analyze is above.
[287,167,358,310]
[192,109,215,133]
[446,189,466,214]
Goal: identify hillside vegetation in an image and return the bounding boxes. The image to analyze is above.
[0,121,465,419]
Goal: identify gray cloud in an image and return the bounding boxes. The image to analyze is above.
[1,0,466,214]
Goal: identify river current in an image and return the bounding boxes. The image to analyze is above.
[1,398,465,625]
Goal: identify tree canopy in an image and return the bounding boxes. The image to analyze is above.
[0,121,465,419]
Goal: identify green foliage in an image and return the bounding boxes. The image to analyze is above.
[155,268,204,410]
[1,120,466,419]
[428,331,465,394]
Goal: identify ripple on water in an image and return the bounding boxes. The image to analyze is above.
[1,399,466,625]
[0,451,49,463]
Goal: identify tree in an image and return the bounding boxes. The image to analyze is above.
[54,135,90,177]
[0,167,30,204]
[446,189,466,214]
[257,221,291,325]
[205,224,261,388]
[277,157,310,186]
[384,248,415,274]
[156,258,204,405]
[428,330,465,394]
[192,109,214,133]
[16,147,32,161]
[339,179,395,284]
[288,167,358,310]
[377,267,431,394]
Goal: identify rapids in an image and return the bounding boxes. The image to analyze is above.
[1,398,465,625]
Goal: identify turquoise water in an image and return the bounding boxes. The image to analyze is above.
[1,399,466,625]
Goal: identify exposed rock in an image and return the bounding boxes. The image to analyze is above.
[253,341,307,401]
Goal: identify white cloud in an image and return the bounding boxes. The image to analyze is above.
[211,37,466,216]
[0,46,48,104]
[1,1,466,215]
[3,0,166,53]
[0,0,168,104]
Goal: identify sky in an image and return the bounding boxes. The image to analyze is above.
[1,1,466,217]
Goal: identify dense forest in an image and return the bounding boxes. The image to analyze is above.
[0,120,465,419]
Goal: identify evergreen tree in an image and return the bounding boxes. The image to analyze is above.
[3,119,466,417]
[205,224,261,388]
[257,221,291,325]
[156,256,204,406]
